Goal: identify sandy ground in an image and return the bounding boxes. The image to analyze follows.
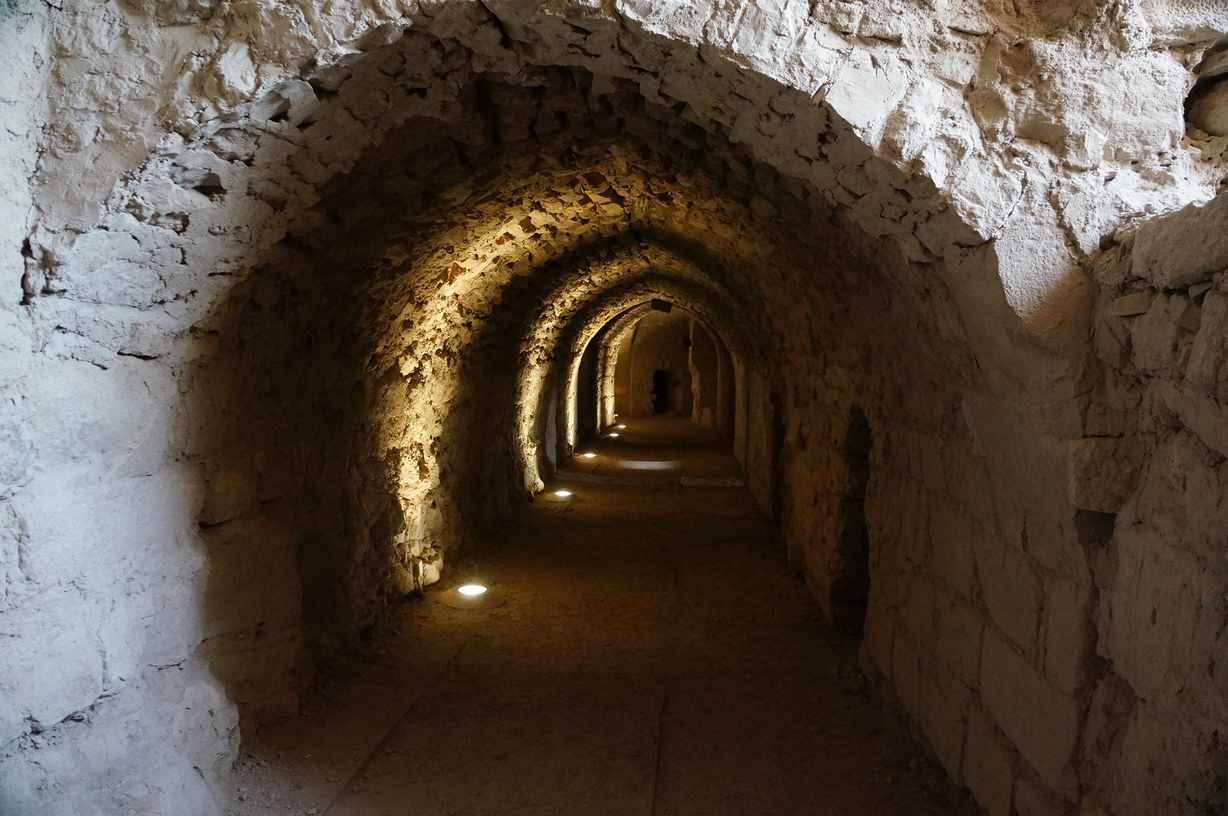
[224,417,982,816]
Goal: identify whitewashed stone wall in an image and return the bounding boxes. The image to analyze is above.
[1,1,1226,814]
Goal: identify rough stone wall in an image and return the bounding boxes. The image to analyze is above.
[599,305,652,429]
[687,318,725,428]
[2,2,1227,815]
[1075,194,1228,813]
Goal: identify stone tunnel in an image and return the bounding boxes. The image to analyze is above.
[2,1,1228,814]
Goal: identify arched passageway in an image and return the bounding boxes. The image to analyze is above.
[597,305,736,431]
[565,301,739,459]
[3,3,1228,816]
[226,434,981,816]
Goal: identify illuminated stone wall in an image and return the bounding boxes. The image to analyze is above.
[1,2,1226,814]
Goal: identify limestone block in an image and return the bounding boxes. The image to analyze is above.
[1190,280,1215,300]
[16,360,158,483]
[727,0,812,79]
[206,631,305,719]
[881,78,944,165]
[930,40,979,87]
[197,515,303,639]
[972,528,1042,652]
[1084,381,1138,438]
[900,573,937,645]
[1141,0,1228,42]
[1053,176,1117,255]
[917,433,945,494]
[1039,575,1090,695]
[861,593,893,681]
[1186,287,1228,403]
[948,155,1023,241]
[781,20,847,94]
[0,416,33,500]
[1022,397,1084,441]
[1131,428,1227,562]
[826,49,909,146]
[931,593,983,690]
[1109,290,1152,316]
[1129,293,1186,376]
[0,503,24,612]
[0,594,104,740]
[248,79,319,126]
[962,706,1014,816]
[133,555,209,670]
[1174,296,1202,332]
[979,628,1080,799]
[1012,775,1065,816]
[990,180,1086,347]
[1106,699,1228,814]
[203,42,258,105]
[891,630,923,715]
[118,0,218,26]
[1133,193,1228,289]
[918,668,968,785]
[929,500,977,599]
[119,316,177,361]
[914,206,987,260]
[53,229,165,308]
[1065,436,1142,513]
[892,478,931,571]
[1158,380,1228,459]
[1104,527,1225,702]
[0,665,233,816]
[943,447,996,532]
[1092,241,1132,288]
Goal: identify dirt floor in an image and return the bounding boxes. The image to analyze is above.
[224,416,983,816]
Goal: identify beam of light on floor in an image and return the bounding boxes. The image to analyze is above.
[618,461,679,471]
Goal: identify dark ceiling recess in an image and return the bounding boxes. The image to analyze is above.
[650,299,673,312]
[1186,41,1228,137]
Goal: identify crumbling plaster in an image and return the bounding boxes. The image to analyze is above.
[2,1,1227,814]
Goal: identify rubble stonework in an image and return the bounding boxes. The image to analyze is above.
[1,1,1227,814]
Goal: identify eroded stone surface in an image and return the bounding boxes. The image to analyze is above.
[2,1,1228,814]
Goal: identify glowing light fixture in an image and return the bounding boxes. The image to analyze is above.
[554,490,572,498]
[609,432,620,438]
[582,453,597,459]
[617,424,627,429]
[440,582,504,609]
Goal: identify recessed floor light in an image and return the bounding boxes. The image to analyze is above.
[554,490,572,498]
[440,583,505,609]
[617,424,626,429]
[608,432,620,438]
[582,453,597,458]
